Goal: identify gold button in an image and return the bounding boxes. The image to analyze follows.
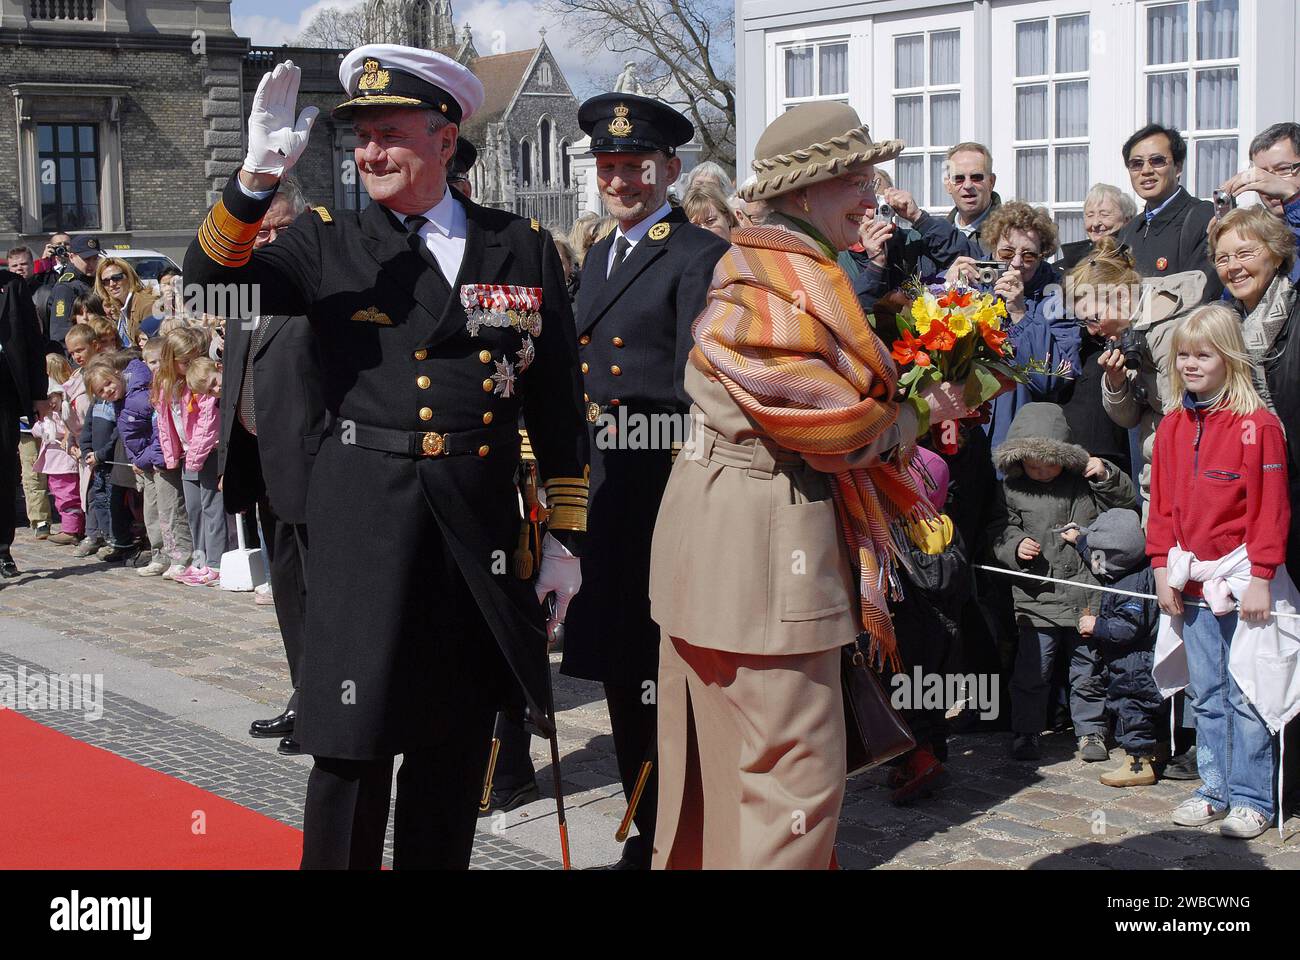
[482,411,494,425]
[610,365,622,376]
[413,349,427,360]
[610,398,620,406]
[612,336,624,347]
[417,375,431,389]
[579,335,590,346]
[478,445,490,457]
[482,379,494,392]
[418,407,433,421]
[581,362,589,374]
[479,350,491,363]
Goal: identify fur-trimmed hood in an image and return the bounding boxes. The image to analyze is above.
[993,402,1089,478]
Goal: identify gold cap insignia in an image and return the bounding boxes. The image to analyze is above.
[351,306,393,325]
[648,222,670,241]
[358,58,391,93]
[608,102,634,138]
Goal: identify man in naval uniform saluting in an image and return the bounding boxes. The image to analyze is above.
[184,46,589,869]
[559,93,729,869]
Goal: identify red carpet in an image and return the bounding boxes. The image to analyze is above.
[0,710,303,868]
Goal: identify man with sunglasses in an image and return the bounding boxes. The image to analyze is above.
[944,142,1002,245]
[1116,123,1221,302]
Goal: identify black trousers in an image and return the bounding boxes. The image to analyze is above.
[255,497,308,712]
[490,711,536,791]
[604,679,658,868]
[300,705,497,869]
[1,364,20,554]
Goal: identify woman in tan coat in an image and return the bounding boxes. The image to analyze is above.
[648,103,979,869]
[93,257,159,347]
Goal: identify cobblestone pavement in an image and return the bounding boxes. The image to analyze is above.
[2,530,1296,870]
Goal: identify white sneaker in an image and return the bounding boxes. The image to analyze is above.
[137,557,169,577]
[161,563,187,581]
[1172,796,1228,827]
[1220,806,1270,839]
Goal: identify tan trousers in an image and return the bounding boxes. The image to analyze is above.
[652,634,845,869]
[18,433,50,526]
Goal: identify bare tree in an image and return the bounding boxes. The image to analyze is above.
[297,1,411,48]
[542,0,736,171]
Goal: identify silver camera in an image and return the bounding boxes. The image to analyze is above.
[875,202,897,225]
[972,260,1006,286]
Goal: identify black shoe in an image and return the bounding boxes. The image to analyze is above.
[99,544,139,563]
[0,555,18,578]
[1162,746,1200,780]
[249,709,296,738]
[277,736,301,756]
[481,781,540,814]
[1011,733,1041,761]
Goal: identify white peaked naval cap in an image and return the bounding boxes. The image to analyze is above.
[335,43,485,125]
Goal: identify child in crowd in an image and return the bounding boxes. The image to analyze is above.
[185,357,222,399]
[31,356,83,546]
[80,355,138,562]
[61,324,99,551]
[86,315,119,354]
[990,402,1136,762]
[140,338,194,580]
[888,445,972,805]
[153,327,226,585]
[16,400,51,540]
[1066,508,1163,787]
[1148,305,1291,840]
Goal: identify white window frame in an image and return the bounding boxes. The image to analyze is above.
[776,35,852,111]
[1138,0,1246,198]
[890,28,963,211]
[765,20,869,126]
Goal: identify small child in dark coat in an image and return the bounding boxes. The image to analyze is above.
[887,446,972,805]
[1066,508,1164,787]
[79,359,135,560]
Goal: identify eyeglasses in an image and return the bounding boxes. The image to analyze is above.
[1214,246,1264,269]
[948,173,987,185]
[448,174,469,184]
[1261,161,1300,179]
[996,247,1042,265]
[101,273,127,284]
[254,226,285,241]
[1126,155,1171,171]
[841,176,876,195]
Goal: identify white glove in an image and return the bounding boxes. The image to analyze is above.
[534,532,582,631]
[243,60,319,177]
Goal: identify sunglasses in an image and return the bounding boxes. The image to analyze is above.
[949,173,987,185]
[996,247,1042,265]
[101,273,127,284]
[1126,155,1171,171]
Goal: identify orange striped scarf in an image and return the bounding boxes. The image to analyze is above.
[690,224,927,668]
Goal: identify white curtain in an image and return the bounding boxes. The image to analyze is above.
[930,30,960,85]
[1017,148,1048,202]
[1056,146,1088,203]
[1016,85,1047,140]
[1196,67,1237,130]
[1147,72,1187,130]
[1056,211,1085,245]
[1196,137,1238,196]
[1016,20,1048,77]
[1056,14,1090,73]
[1197,0,1238,60]
[1147,2,1188,65]
[786,47,813,98]
[897,154,924,203]
[1055,80,1088,138]
[820,43,848,96]
[930,154,949,209]
[931,93,960,146]
[895,96,924,143]
[895,35,924,88]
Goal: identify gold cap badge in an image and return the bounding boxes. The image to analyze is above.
[648,222,670,241]
[608,102,634,138]
[358,58,391,92]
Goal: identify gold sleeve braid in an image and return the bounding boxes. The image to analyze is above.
[197,199,262,268]
[544,475,589,532]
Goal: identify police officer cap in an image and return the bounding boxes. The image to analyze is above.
[335,44,485,126]
[451,137,478,176]
[68,236,101,256]
[579,93,694,156]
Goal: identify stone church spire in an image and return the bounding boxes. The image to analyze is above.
[364,0,456,49]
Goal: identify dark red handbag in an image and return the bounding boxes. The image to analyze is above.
[842,637,915,777]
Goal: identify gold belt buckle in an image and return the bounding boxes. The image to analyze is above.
[421,431,446,456]
[586,401,602,424]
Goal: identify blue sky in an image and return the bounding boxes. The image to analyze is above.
[229,0,625,98]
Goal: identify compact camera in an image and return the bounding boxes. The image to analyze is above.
[1212,189,1236,217]
[875,202,897,225]
[971,260,1007,286]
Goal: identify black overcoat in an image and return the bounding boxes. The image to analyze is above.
[185,173,588,759]
[560,208,728,687]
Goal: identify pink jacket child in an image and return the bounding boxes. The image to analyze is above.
[156,386,220,473]
[32,381,85,537]
[62,370,93,532]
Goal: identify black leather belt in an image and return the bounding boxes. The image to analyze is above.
[336,420,516,458]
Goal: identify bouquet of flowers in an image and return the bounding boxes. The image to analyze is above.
[889,282,1072,452]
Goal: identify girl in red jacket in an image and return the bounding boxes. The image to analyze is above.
[1148,304,1290,840]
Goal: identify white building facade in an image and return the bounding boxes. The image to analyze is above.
[736,0,1299,242]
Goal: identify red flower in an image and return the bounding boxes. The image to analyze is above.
[891,330,931,366]
[980,324,1009,352]
[937,289,973,309]
[920,318,956,352]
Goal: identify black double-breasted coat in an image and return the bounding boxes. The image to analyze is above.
[560,208,728,687]
[185,173,588,760]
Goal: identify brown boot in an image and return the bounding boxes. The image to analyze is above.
[1100,753,1157,787]
[47,532,83,546]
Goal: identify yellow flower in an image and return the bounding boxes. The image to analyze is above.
[946,309,973,337]
[994,298,1009,319]
[910,291,943,334]
[974,304,1001,330]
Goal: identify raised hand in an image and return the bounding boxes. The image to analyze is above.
[242,60,319,180]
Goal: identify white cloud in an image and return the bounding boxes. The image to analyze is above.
[233,0,359,48]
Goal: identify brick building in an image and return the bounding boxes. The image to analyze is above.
[0,0,250,259]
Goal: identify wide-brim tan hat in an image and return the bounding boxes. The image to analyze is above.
[739,102,904,202]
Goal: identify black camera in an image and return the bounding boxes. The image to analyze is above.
[51,243,69,260]
[1105,328,1148,402]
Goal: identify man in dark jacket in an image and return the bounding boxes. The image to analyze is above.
[1116,124,1221,302]
[217,177,326,757]
[0,268,48,577]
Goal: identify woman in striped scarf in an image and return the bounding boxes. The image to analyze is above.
[648,102,983,869]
